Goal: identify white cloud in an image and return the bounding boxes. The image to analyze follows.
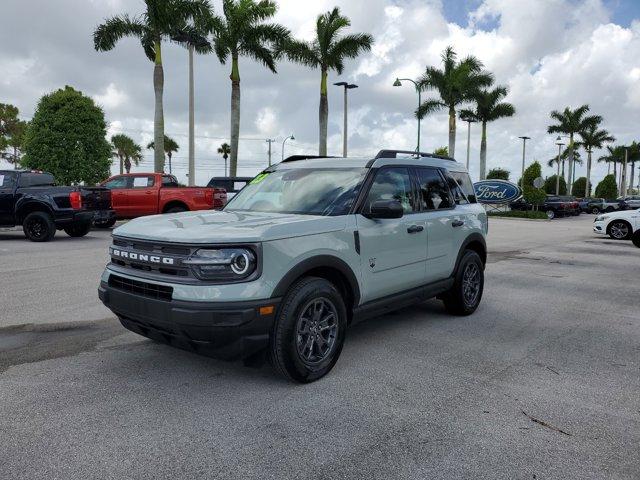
[93,83,128,109]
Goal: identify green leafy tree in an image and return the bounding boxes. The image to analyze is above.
[521,161,546,206]
[94,0,211,173]
[571,177,591,198]
[580,124,614,197]
[547,105,601,194]
[112,134,143,174]
[0,103,26,165]
[207,0,289,176]
[22,86,111,185]
[486,168,510,181]
[148,135,179,174]
[594,174,618,199]
[283,7,373,156]
[416,46,493,159]
[544,175,567,195]
[459,85,515,179]
[433,146,448,156]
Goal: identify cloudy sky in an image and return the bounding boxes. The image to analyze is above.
[1,0,639,186]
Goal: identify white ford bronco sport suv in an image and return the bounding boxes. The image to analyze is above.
[99,150,488,382]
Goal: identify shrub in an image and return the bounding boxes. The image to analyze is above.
[487,168,510,180]
[544,175,567,195]
[571,177,591,198]
[521,161,546,205]
[594,174,618,199]
[22,86,111,185]
[488,210,548,219]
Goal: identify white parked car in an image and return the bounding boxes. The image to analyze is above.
[593,208,640,240]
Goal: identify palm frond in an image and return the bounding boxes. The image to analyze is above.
[416,99,446,119]
[94,14,147,52]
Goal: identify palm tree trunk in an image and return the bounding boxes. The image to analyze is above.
[319,67,328,156]
[567,134,574,195]
[586,149,592,197]
[125,157,131,174]
[448,106,456,159]
[229,55,241,177]
[119,154,124,175]
[561,160,565,179]
[153,41,165,174]
[630,161,635,193]
[479,121,487,180]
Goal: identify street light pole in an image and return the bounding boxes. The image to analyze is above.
[282,135,294,161]
[266,138,275,166]
[556,142,565,195]
[393,78,421,152]
[518,136,531,189]
[333,82,358,157]
[462,117,476,169]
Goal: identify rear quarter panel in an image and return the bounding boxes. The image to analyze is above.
[158,187,213,212]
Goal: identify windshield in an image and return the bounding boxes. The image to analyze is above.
[225,167,367,216]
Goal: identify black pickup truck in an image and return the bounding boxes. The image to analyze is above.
[510,195,580,219]
[0,170,115,242]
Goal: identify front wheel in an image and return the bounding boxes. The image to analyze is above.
[64,221,92,238]
[442,250,484,316]
[269,277,347,383]
[608,220,632,240]
[547,210,556,220]
[23,211,56,242]
[591,207,600,214]
[632,230,640,248]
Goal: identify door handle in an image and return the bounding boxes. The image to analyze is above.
[407,225,424,234]
[452,220,464,228]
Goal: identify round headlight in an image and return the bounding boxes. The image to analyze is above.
[230,252,250,275]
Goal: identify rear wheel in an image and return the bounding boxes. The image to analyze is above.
[632,230,640,248]
[64,221,92,238]
[442,250,484,316]
[547,210,556,220]
[591,207,600,214]
[269,277,347,383]
[23,211,56,242]
[608,220,632,240]
[165,206,187,214]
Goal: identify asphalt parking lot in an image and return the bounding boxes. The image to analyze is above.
[1,215,639,479]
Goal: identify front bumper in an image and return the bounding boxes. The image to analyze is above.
[99,280,280,360]
[593,221,606,234]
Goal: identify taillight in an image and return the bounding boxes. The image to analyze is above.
[70,191,82,210]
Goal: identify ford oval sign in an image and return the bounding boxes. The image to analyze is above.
[473,180,522,204]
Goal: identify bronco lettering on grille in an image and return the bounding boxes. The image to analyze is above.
[110,248,176,265]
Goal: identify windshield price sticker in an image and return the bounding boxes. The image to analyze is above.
[250,173,269,185]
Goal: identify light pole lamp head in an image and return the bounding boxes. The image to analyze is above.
[289,135,295,141]
[334,82,348,87]
[556,142,565,147]
[346,83,359,89]
[393,78,402,87]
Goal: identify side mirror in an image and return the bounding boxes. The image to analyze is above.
[368,200,404,219]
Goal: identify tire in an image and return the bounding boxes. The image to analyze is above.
[22,211,56,242]
[442,250,484,316]
[605,207,614,213]
[608,220,632,240]
[95,218,116,229]
[591,207,600,214]
[64,221,92,238]
[632,230,640,248]
[165,206,187,214]
[546,210,555,220]
[269,276,347,383]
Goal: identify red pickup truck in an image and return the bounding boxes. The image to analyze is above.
[97,173,226,227]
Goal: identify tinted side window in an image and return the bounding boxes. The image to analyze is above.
[417,168,453,210]
[445,174,469,205]
[104,177,130,189]
[162,175,179,187]
[364,167,416,214]
[0,172,16,188]
[18,173,55,187]
[449,171,476,203]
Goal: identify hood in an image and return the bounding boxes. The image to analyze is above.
[113,210,347,244]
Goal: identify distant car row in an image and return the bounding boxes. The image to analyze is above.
[510,195,640,219]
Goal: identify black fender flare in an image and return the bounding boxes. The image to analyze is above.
[271,255,361,306]
[453,233,487,274]
[15,198,54,223]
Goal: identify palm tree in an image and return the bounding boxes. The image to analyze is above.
[459,86,515,180]
[283,7,373,156]
[598,145,625,179]
[416,46,493,159]
[217,142,231,176]
[148,135,180,174]
[580,124,614,197]
[547,105,601,194]
[627,141,640,194]
[547,147,583,181]
[207,0,289,177]
[94,0,210,173]
[112,134,133,174]
[125,144,143,174]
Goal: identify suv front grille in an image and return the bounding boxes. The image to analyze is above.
[108,274,173,301]
[110,237,195,279]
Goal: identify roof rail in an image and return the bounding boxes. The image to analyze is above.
[281,155,338,163]
[374,149,455,161]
